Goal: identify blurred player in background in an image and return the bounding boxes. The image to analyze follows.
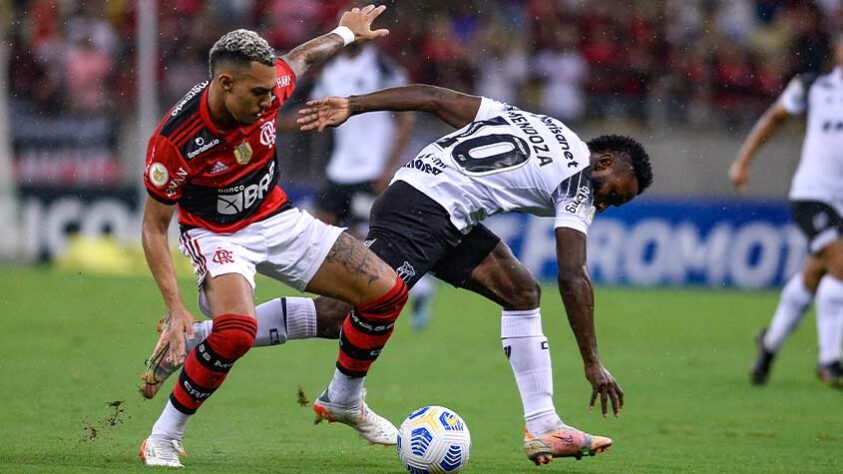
[729,35,843,388]
[311,39,437,330]
[136,6,406,468]
[297,84,652,465]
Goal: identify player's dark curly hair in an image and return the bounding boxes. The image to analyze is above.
[587,134,653,194]
[209,29,276,76]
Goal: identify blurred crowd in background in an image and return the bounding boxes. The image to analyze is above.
[9,0,841,126]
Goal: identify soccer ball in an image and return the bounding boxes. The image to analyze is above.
[397,406,471,473]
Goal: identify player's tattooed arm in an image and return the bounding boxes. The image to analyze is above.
[555,227,624,417]
[280,5,389,78]
[298,84,482,132]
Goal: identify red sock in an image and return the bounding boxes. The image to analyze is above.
[170,314,257,414]
[336,278,409,377]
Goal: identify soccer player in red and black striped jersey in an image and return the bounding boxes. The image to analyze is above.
[138,6,407,468]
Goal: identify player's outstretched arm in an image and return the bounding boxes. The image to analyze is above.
[729,100,790,193]
[555,227,624,418]
[298,84,482,131]
[281,5,389,78]
[141,196,195,365]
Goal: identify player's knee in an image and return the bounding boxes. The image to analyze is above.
[360,277,409,321]
[220,328,255,360]
[210,314,257,360]
[508,280,541,310]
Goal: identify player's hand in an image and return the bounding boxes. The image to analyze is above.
[166,307,195,365]
[728,161,750,193]
[338,5,390,43]
[584,362,624,418]
[297,97,351,132]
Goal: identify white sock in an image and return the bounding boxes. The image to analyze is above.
[150,400,190,441]
[501,308,563,436]
[763,273,813,352]
[254,297,317,346]
[196,297,317,352]
[815,276,843,364]
[326,369,365,407]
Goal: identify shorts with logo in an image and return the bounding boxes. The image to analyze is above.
[791,200,843,254]
[364,181,501,289]
[179,207,344,293]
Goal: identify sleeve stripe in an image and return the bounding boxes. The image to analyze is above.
[146,188,177,205]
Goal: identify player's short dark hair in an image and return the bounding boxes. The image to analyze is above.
[209,29,276,76]
[587,134,653,194]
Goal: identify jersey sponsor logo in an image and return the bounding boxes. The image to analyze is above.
[821,120,843,132]
[259,121,276,148]
[187,137,221,159]
[216,161,275,215]
[277,75,291,88]
[209,161,228,175]
[166,167,189,198]
[404,153,446,175]
[234,141,253,165]
[148,162,169,187]
[565,185,591,214]
[171,81,208,117]
[538,116,577,167]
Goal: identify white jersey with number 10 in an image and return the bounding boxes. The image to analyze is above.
[392,97,596,235]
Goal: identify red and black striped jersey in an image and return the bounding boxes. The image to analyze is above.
[143,58,296,233]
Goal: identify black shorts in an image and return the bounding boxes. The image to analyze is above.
[365,181,501,289]
[791,200,843,254]
[316,180,376,225]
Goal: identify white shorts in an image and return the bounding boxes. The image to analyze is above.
[179,207,344,293]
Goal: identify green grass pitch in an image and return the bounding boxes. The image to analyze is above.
[1,267,841,472]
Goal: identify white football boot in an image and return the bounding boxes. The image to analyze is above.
[139,436,186,468]
[313,389,398,445]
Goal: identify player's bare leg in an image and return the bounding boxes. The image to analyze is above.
[141,274,257,468]
[306,232,408,445]
[461,241,614,464]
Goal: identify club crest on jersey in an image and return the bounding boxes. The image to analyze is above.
[148,162,169,188]
[234,141,253,165]
[396,261,416,282]
[260,121,276,147]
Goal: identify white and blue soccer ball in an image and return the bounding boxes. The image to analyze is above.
[397,405,471,473]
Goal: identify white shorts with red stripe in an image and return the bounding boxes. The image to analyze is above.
[179,207,344,293]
